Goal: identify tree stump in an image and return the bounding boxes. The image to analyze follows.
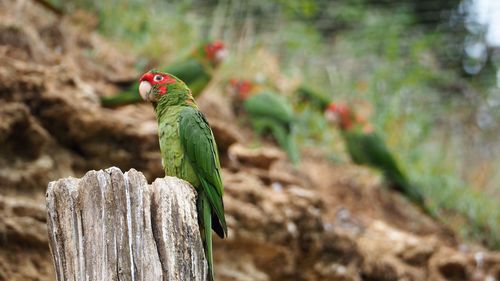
[46,167,207,281]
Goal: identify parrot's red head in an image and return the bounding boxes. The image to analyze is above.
[138,70,177,102]
[228,79,254,100]
[325,102,353,130]
[204,40,227,66]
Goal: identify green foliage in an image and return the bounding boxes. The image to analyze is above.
[56,0,200,67]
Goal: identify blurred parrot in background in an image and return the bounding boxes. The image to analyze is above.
[228,79,300,165]
[101,41,227,107]
[294,84,331,111]
[325,102,426,210]
[138,70,227,281]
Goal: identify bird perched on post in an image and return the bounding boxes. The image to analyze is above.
[325,102,426,209]
[102,41,227,107]
[138,70,227,280]
[228,79,300,165]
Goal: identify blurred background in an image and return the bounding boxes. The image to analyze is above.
[1,0,499,280]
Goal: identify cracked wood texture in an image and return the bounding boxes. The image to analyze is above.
[46,167,207,281]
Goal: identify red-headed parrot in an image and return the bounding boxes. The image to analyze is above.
[325,102,426,208]
[138,70,227,280]
[102,41,227,107]
[228,79,300,165]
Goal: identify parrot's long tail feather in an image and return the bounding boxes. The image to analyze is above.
[284,133,300,165]
[198,192,215,281]
[386,172,433,216]
[270,122,300,165]
[100,89,141,107]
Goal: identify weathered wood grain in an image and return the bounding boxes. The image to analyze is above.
[46,167,207,281]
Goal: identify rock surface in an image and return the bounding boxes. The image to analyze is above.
[0,1,499,281]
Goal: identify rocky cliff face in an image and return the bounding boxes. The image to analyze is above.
[1,1,499,281]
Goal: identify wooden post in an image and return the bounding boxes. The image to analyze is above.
[46,167,207,281]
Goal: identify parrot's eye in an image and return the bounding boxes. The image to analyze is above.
[153,75,163,82]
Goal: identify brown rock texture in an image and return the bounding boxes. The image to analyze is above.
[0,1,499,281]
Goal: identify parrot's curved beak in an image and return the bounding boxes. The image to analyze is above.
[139,81,152,101]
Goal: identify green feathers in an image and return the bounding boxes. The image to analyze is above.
[295,84,331,111]
[152,72,226,281]
[243,91,300,164]
[179,107,227,237]
[342,129,425,207]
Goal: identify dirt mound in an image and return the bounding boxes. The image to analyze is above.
[0,1,499,281]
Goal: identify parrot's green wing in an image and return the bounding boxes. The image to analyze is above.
[359,132,404,176]
[343,130,371,165]
[179,107,227,237]
[243,92,300,164]
[296,84,331,111]
[344,130,425,206]
[344,130,405,177]
[361,132,426,207]
[164,58,211,96]
[243,92,294,124]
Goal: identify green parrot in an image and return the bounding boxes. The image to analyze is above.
[229,79,300,165]
[325,102,426,209]
[138,70,227,280]
[102,41,227,107]
[294,84,331,111]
